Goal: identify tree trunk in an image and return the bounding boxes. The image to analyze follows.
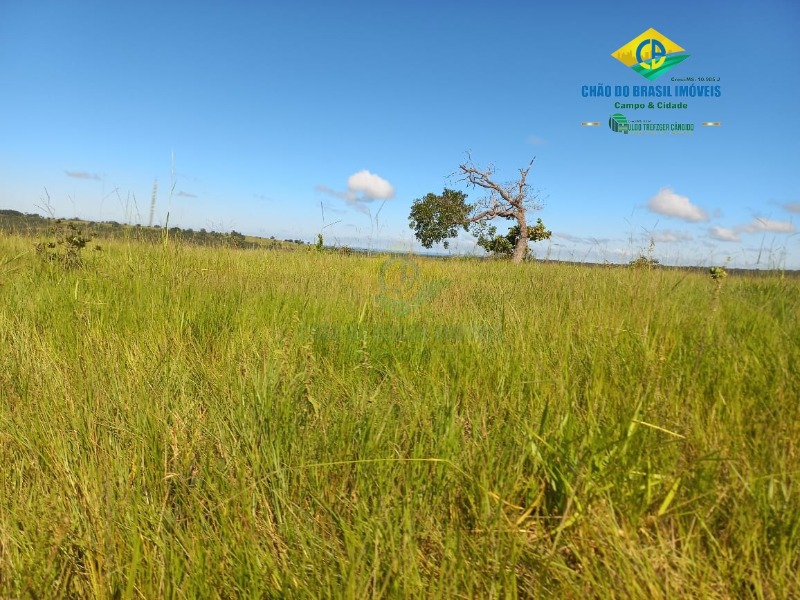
[511,215,528,264]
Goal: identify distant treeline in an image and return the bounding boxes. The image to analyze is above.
[1,209,796,276]
[0,210,308,251]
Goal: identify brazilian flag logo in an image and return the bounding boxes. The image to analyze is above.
[612,28,690,81]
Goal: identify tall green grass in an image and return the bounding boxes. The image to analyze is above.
[1,234,798,598]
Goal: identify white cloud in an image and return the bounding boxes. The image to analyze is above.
[651,230,693,243]
[708,226,740,242]
[316,170,395,216]
[646,187,708,222]
[526,135,547,146]
[346,170,395,201]
[742,218,796,234]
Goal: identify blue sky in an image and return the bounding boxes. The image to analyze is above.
[1,0,798,268]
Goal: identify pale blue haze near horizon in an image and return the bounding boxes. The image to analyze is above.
[1,1,798,268]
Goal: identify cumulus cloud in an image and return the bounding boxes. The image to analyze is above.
[316,170,395,215]
[742,218,796,234]
[646,187,708,222]
[346,170,395,200]
[65,170,101,180]
[708,226,740,242]
[651,230,693,243]
[782,202,800,214]
[176,190,197,198]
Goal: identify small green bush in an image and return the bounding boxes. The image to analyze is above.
[33,220,93,269]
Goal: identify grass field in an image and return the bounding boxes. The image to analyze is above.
[1,232,798,598]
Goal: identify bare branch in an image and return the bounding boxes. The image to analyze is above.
[516,159,534,204]
[466,207,516,223]
[458,157,538,213]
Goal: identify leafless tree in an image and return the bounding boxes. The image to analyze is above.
[455,156,544,263]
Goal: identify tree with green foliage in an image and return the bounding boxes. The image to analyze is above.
[228,230,247,248]
[476,219,551,259]
[409,157,546,263]
[408,188,472,251]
